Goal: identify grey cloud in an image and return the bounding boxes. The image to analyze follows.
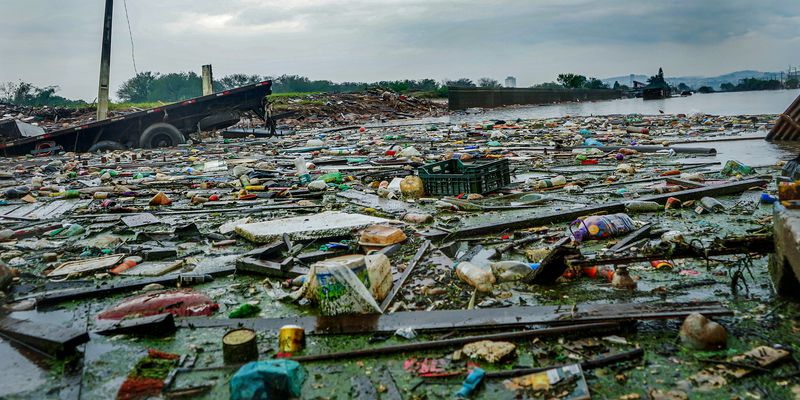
[1,0,798,100]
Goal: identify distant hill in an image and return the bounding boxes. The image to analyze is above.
[602,70,782,90]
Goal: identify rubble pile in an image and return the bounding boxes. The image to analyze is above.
[0,110,798,399]
[272,89,447,129]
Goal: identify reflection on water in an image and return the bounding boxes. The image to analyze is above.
[450,89,800,123]
[673,137,800,167]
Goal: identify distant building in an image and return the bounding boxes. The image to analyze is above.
[504,76,516,88]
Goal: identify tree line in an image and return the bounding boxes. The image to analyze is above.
[1,71,796,107]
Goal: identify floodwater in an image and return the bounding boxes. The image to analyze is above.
[450,89,800,122]
[383,89,800,166]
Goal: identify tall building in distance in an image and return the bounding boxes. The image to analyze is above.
[504,76,517,88]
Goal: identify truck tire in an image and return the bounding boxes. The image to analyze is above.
[88,140,126,153]
[140,123,186,149]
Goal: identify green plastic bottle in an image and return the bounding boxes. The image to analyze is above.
[319,172,343,184]
[228,303,261,318]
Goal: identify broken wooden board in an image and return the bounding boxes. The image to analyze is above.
[47,254,124,278]
[380,240,430,312]
[121,213,161,228]
[178,301,732,335]
[235,212,397,243]
[236,257,308,278]
[766,93,800,140]
[94,313,176,336]
[0,316,89,357]
[35,266,237,306]
[0,199,91,221]
[121,260,184,277]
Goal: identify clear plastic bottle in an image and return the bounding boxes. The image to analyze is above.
[490,261,539,282]
[455,261,495,292]
[624,200,661,213]
[534,175,566,189]
[294,157,311,184]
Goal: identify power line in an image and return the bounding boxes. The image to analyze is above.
[123,0,138,75]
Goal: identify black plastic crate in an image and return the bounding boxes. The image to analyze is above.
[418,158,510,196]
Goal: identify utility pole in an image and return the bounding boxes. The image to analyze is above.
[97,0,113,121]
[202,65,214,95]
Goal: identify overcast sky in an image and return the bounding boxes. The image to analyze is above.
[2,0,799,101]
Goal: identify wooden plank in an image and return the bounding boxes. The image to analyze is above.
[35,266,237,306]
[665,177,706,188]
[0,204,23,216]
[7,203,40,218]
[48,199,89,219]
[380,240,430,312]
[25,201,63,219]
[608,223,652,253]
[446,179,766,239]
[0,316,89,356]
[235,257,308,278]
[177,301,732,335]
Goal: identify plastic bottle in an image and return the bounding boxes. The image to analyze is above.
[534,175,566,189]
[61,223,86,237]
[624,200,661,213]
[584,138,603,147]
[319,172,343,184]
[455,261,495,292]
[228,303,261,318]
[456,368,485,398]
[721,160,754,176]
[110,258,138,275]
[569,213,636,242]
[582,265,615,281]
[294,157,311,184]
[626,126,649,134]
[700,196,725,212]
[490,261,540,282]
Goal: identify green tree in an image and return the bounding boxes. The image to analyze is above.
[0,80,85,107]
[697,86,714,93]
[557,73,587,89]
[477,78,502,88]
[445,78,476,88]
[677,82,692,92]
[217,74,263,90]
[647,68,667,86]
[720,82,735,91]
[583,78,608,89]
[117,71,157,102]
[787,78,800,89]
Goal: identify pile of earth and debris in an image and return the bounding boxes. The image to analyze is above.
[1,89,447,137]
[269,89,447,129]
[0,109,799,399]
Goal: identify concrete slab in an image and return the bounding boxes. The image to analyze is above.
[235,212,396,243]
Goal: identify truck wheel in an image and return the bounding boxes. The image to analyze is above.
[88,140,126,153]
[140,123,186,149]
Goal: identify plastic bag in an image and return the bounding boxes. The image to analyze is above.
[364,254,392,302]
[230,360,306,400]
[307,263,381,315]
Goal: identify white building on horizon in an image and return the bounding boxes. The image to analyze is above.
[504,76,516,88]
